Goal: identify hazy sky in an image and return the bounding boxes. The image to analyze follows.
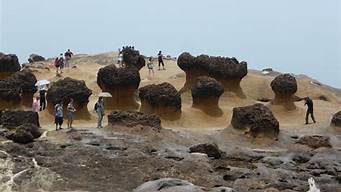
[1,0,340,87]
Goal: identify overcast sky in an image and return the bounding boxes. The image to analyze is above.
[1,0,340,87]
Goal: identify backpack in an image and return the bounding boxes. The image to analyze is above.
[54,58,60,67]
[94,102,98,111]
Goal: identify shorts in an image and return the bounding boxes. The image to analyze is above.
[55,116,63,125]
[67,112,73,120]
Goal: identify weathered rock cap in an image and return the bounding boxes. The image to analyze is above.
[331,111,341,127]
[6,69,37,94]
[231,103,279,138]
[177,52,211,72]
[189,143,223,159]
[46,77,92,108]
[271,73,297,95]
[28,54,45,63]
[139,82,181,112]
[0,110,40,128]
[0,52,21,73]
[97,64,140,90]
[191,76,224,98]
[208,59,248,80]
[108,110,161,131]
[122,47,145,70]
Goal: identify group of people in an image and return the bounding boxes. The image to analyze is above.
[53,98,76,130]
[54,49,74,75]
[32,86,48,112]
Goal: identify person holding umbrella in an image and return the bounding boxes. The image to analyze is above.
[35,80,50,111]
[95,97,105,128]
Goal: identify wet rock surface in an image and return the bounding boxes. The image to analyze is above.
[231,103,279,138]
[46,77,92,119]
[97,64,140,110]
[139,83,181,120]
[296,135,332,149]
[0,110,40,128]
[331,111,341,127]
[28,54,45,63]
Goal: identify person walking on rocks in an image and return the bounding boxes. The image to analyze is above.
[157,51,165,70]
[58,53,65,73]
[95,97,105,128]
[67,98,76,129]
[304,97,316,124]
[39,87,47,111]
[54,101,64,130]
[64,49,74,68]
[147,57,155,76]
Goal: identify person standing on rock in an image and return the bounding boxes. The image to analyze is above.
[304,97,316,124]
[117,49,124,68]
[95,97,105,128]
[39,87,47,111]
[64,49,74,68]
[54,100,64,130]
[67,98,76,129]
[157,51,165,70]
[147,57,155,76]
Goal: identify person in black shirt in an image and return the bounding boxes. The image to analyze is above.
[39,88,47,111]
[304,97,316,124]
[157,51,165,70]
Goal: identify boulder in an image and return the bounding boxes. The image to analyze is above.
[270,74,297,110]
[122,47,145,70]
[108,110,161,131]
[177,52,247,97]
[296,135,332,149]
[191,76,224,116]
[0,110,40,128]
[28,54,45,63]
[231,103,279,138]
[133,178,205,192]
[6,123,42,144]
[331,111,341,127]
[97,65,140,110]
[189,143,223,159]
[46,77,92,119]
[0,52,21,79]
[139,83,181,120]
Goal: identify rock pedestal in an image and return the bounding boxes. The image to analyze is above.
[270,74,298,110]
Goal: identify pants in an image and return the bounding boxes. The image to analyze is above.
[158,60,164,68]
[97,111,103,127]
[305,109,316,123]
[40,98,46,111]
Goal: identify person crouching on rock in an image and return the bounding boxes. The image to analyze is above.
[95,97,105,128]
[147,57,155,76]
[54,100,64,130]
[67,98,76,129]
[304,97,316,124]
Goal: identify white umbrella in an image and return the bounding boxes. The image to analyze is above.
[98,92,112,98]
[35,80,50,87]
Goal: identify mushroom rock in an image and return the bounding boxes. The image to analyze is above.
[231,103,279,138]
[0,80,21,110]
[0,52,21,79]
[97,65,140,110]
[28,54,45,63]
[0,110,40,128]
[139,83,181,120]
[46,77,92,119]
[331,111,341,127]
[108,110,161,131]
[191,76,224,116]
[270,74,298,110]
[122,47,145,70]
[177,52,247,97]
[5,70,37,107]
[6,123,42,144]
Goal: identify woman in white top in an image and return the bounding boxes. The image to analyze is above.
[147,57,155,76]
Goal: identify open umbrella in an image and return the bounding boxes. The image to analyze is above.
[35,80,50,87]
[98,92,112,98]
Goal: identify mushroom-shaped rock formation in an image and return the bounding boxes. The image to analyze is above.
[331,111,341,127]
[46,77,92,119]
[270,74,298,110]
[122,47,145,70]
[108,110,161,131]
[231,103,279,138]
[191,76,224,116]
[28,54,45,63]
[139,83,181,120]
[0,110,40,128]
[177,52,247,97]
[6,123,42,144]
[0,80,21,109]
[0,52,21,79]
[97,65,140,110]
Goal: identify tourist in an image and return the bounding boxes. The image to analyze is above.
[32,96,40,112]
[39,87,47,111]
[304,97,316,124]
[157,51,165,70]
[54,100,64,130]
[95,97,105,128]
[147,57,155,76]
[58,53,65,73]
[67,98,76,129]
[54,57,60,75]
[117,49,124,68]
[64,49,74,67]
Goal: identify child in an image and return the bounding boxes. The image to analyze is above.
[147,57,155,76]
